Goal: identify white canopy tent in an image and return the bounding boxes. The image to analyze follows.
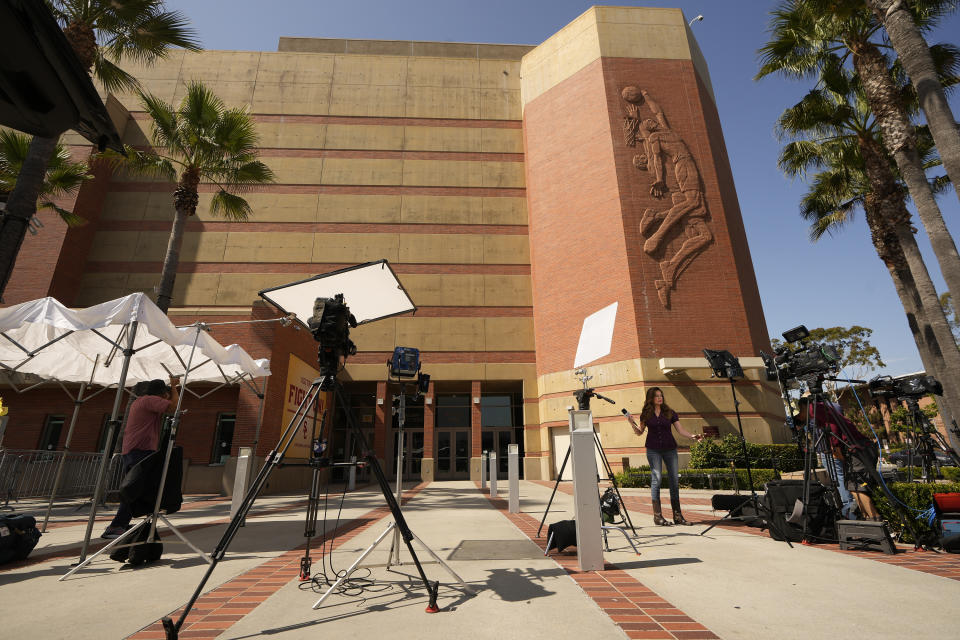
[0,292,271,562]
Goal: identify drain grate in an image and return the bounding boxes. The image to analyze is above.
[448,539,544,560]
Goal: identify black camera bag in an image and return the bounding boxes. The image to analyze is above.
[763,480,837,542]
[0,514,41,564]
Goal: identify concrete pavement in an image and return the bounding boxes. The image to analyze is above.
[0,480,957,639]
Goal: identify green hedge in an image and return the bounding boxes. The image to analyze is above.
[893,466,960,482]
[871,481,960,543]
[614,467,778,491]
[688,435,803,472]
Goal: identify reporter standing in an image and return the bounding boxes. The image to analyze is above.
[624,387,702,526]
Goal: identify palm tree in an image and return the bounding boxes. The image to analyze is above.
[0,0,200,301]
[119,82,275,312]
[758,0,960,314]
[867,0,960,210]
[774,66,960,448]
[1,130,91,229]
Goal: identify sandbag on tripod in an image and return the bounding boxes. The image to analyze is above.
[109,519,163,565]
[119,446,184,517]
[763,480,838,542]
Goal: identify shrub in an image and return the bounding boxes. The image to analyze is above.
[870,481,960,543]
[615,467,778,491]
[689,435,803,472]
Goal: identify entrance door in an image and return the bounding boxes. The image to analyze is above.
[390,430,424,480]
[435,430,470,479]
[481,429,519,480]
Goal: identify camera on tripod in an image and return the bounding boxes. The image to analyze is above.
[307,294,357,382]
[868,374,943,400]
[760,325,840,386]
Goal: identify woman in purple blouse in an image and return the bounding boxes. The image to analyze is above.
[624,387,702,526]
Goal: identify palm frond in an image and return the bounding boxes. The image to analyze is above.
[101,7,201,65]
[38,201,87,227]
[111,146,178,181]
[92,52,141,93]
[209,190,253,221]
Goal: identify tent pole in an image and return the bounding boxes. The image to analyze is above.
[77,321,139,563]
[41,382,87,532]
[148,324,203,541]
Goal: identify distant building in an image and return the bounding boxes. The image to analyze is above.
[2,7,786,492]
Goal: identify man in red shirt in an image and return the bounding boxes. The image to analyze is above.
[102,377,178,539]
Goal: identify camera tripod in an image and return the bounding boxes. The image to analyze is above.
[537,370,637,543]
[161,374,444,639]
[309,381,471,610]
[699,374,793,547]
[899,396,960,482]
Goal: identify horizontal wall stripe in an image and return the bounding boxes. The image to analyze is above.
[350,351,535,364]
[83,262,532,275]
[108,183,526,198]
[102,221,529,235]
[537,378,773,402]
[130,111,523,129]
[255,148,524,162]
[406,307,532,317]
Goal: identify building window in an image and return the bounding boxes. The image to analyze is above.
[211,413,236,464]
[97,413,122,453]
[38,415,65,451]
[392,393,424,429]
[436,394,471,428]
[481,394,516,427]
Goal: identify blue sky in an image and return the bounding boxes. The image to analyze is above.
[165,0,960,378]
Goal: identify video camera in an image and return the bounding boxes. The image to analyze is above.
[307,294,357,381]
[868,374,943,399]
[760,325,840,386]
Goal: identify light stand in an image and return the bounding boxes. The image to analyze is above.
[537,369,638,547]
[699,349,793,547]
[902,396,960,479]
[62,323,216,580]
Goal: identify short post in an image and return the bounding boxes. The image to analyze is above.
[569,410,603,571]
[480,451,488,489]
[508,444,519,513]
[231,447,253,522]
[489,452,498,498]
[348,455,357,491]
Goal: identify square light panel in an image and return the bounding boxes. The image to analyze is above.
[259,260,415,327]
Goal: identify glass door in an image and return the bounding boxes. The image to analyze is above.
[390,430,424,479]
[435,430,470,479]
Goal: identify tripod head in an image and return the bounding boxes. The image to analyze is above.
[573,368,615,411]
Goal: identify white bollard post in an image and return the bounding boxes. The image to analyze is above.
[231,447,253,522]
[489,452,498,498]
[569,410,603,571]
[480,451,487,489]
[348,455,357,491]
[508,443,519,513]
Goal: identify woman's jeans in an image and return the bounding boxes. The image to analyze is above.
[647,448,680,506]
[819,453,856,519]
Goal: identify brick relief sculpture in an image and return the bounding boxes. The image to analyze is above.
[622,86,714,307]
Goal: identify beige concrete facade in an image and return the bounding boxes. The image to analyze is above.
[17,7,781,489]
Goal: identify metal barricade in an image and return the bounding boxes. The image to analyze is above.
[0,449,123,507]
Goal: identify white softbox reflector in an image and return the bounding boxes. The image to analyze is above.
[259,260,415,327]
[573,302,618,368]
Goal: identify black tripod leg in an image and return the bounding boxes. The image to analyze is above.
[300,408,329,580]
[332,382,440,611]
[593,431,636,534]
[537,446,570,538]
[163,381,325,640]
